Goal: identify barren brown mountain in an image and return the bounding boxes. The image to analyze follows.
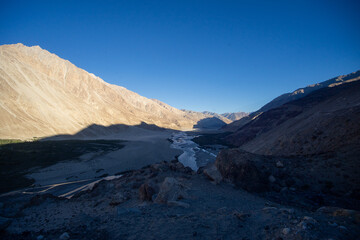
[215,72,360,203]
[225,76,360,156]
[223,70,360,132]
[0,44,230,139]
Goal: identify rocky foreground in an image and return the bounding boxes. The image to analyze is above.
[1,158,359,240]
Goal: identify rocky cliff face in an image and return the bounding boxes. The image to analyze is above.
[0,44,223,139]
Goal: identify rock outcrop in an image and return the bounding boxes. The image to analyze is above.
[215,148,360,198]
[138,183,156,202]
[215,149,268,192]
[154,177,186,203]
[202,163,223,184]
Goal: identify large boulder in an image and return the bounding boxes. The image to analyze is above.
[215,149,267,192]
[154,177,185,203]
[139,183,156,202]
[202,163,223,184]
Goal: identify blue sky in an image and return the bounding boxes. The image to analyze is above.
[1,0,359,113]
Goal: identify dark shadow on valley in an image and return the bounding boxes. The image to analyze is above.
[0,119,228,193]
[41,122,168,141]
[0,122,169,194]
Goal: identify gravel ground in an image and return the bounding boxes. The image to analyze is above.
[1,160,359,240]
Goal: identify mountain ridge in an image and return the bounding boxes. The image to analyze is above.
[0,43,232,139]
[225,74,360,156]
[223,70,360,132]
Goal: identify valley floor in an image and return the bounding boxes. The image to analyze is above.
[0,130,359,239]
[0,128,182,194]
[0,160,359,240]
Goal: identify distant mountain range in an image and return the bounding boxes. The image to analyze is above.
[0,44,238,139]
[202,111,248,121]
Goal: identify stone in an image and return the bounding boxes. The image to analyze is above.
[338,226,347,231]
[154,177,185,203]
[203,163,222,184]
[298,216,317,230]
[303,216,316,222]
[151,163,163,171]
[268,175,276,183]
[167,201,190,208]
[316,206,360,224]
[233,211,251,221]
[151,193,158,202]
[109,192,129,206]
[59,232,70,240]
[328,221,338,227]
[282,228,290,235]
[215,149,267,192]
[139,183,155,202]
[280,208,294,214]
[276,161,284,168]
[262,207,278,213]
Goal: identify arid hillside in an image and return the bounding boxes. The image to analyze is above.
[223,70,360,132]
[225,78,360,156]
[213,73,360,204]
[0,44,230,139]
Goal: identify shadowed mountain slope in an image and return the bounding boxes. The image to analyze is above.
[194,117,227,130]
[258,70,360,113]
[216,73,360,203]
[225,78,360,156]
[223,70,360,132]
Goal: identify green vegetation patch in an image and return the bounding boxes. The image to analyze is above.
[0,139,125,193]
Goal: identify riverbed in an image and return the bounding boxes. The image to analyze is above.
[170,132,223,171]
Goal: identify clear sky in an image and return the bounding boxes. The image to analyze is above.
[1,0,359,113]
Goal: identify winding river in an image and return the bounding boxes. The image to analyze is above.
[170,132,199,171]
[170,131,220,171]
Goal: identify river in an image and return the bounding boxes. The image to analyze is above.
[170,132,221,171]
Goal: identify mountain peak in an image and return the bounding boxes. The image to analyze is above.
[0,44,230,139]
